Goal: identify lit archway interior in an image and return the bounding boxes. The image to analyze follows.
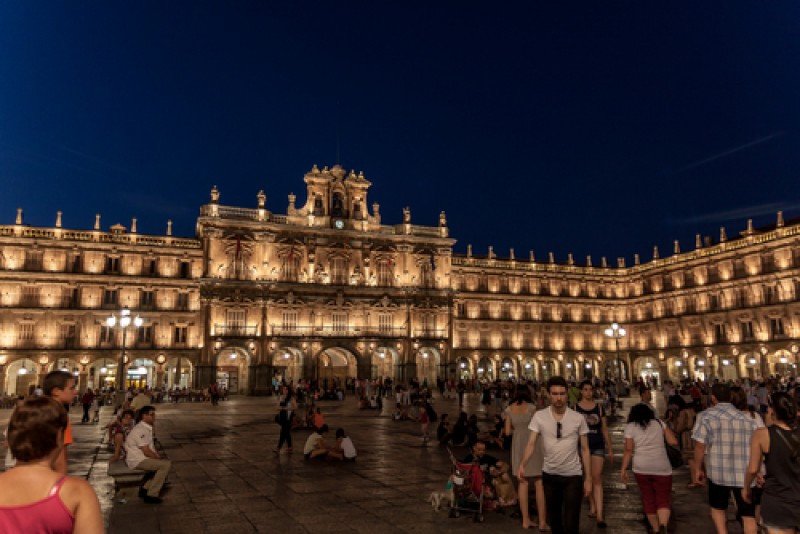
[416,347,440,385]
[273,346,304,384]
[372,347,399,381]
[216,347,251,394]
[318,347,357,382]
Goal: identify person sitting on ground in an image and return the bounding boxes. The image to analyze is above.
[328,428,357,461]
[312,407,325,430]
[436,413,451,445]
[124,406,171,504]
[304,424,331,460]
[109,409,135,462]
[0,397,103,533]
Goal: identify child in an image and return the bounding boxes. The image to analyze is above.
[44,371,78,474]
[329,428,357,461]
[419,403,430,444]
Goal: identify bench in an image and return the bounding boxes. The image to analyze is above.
[107,460,148,500]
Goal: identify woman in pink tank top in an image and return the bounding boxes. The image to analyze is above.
[0,397,103,533]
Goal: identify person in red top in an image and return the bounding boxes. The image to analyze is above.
[0,396,102,533]
[44,371,78,474]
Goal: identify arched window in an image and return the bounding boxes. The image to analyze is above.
[313,195,324,216]
[331,192,345,217]
[352,202,363,220]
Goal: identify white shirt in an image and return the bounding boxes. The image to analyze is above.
[624,420,671,476]
[340,436,357,459]
[304,432,323,455]
[529,406,589,476]
[124,421,154,469]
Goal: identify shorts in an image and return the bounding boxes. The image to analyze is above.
[590,448,606,457]
[634,473,672,514]
[708,480,755,517]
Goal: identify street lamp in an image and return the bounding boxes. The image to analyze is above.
[604,322,627,394]
[106,306,143,406]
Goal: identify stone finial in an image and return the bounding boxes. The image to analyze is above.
[312,164,320,173]
[210,185,219,203]
[529,250,535,262]
[617,257,626,268]
[695,234,702,249]
[288,192,296,210]
[55,211,62,228]
[745,218,754,235]
[777,211,784,228]
[166,220,173,236]
[467,244,472,257]
[634,253,640,265]
[15,208,22,225]
[567,253,574,265]
[509,248,515,261]
[94,214,101,230]
[358,171,365,179]
[439,211,447,227]
[402,206,411,224]
[653,245,659,260]
[720,226,727,242]
[586,255,592,267]
[548,252,555,264]
[257,190,266,208]
[601,257,608,268]
[131,217,138,233]
[372,202,380,215]
[673,240,680,254]
[488,245,495,259]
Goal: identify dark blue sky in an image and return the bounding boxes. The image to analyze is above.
[1,2,799,261]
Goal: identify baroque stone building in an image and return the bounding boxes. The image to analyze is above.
[0,164,798,395]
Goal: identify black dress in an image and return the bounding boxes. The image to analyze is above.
[761,426,800,529]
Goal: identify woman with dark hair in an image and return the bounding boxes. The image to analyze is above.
[575,380,613,528]
[0,397,102,533]
[743,392,800,534]
[620,402,678,534]
[504,385,548,530]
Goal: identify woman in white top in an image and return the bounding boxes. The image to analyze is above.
[620,403,678,534]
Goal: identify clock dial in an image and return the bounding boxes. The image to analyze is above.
[334,219,344,229]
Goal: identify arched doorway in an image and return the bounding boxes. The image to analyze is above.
[165,358,193,389]
[215,347,251,394]
[634,356,660,383]
[499,357,515,380]
[51,358,80,376]
[541,360,555,380]
[127,358,156,389]
[741,353,759,379]
[521,358,536,380]
[417,347,440,386]
[477,357,494,381]
[89,358,118,390]
[272,347,304,384]
[718,356,738,380]
[456,357,472,379]
[5,358,39,396]
[372,346,399,381]
[317,347,357,383]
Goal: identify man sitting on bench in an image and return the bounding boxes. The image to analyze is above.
[124,406,171,504]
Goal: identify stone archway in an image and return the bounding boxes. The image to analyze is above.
[373,346,399,381]
[317,346,358,383]
[4,358,39,396]
[456,357,473,379]
[416,347,441,386]
[272,346,304,384]
[499,357,516,380]
[166,358,193,389]
[215,347,252,394]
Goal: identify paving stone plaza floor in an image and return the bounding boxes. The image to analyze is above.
[1,393,750,533]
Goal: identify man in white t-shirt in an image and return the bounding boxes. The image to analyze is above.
[519,376,591,534]
[124,406,171,504]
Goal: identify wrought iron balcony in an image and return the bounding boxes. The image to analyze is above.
[213,325,258,337]
[270,325,406,337]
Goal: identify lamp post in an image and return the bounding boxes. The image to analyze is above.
[604,322,627,396]
[106,306,143,407]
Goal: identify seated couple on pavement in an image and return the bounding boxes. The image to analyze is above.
[303,425,357,461]
[123,405,171,504]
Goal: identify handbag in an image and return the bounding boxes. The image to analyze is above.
[658,420,684,468]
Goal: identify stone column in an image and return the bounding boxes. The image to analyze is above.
[0,365,6,396]
[174,357,182,388]
[156,365,165,388]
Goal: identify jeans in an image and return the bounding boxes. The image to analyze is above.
[81,403,91,423]
[278,425,292,449]
[542,472,583,534]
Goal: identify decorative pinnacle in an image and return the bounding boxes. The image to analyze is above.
[720,226,727,242]
[652,246,659,260]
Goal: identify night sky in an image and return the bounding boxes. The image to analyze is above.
[1,2,799,262]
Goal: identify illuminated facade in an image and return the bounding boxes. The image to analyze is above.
[0,165,797,394]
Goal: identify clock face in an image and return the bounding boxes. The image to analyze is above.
[334,219,344,230]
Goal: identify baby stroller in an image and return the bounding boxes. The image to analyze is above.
[447,448,484,522]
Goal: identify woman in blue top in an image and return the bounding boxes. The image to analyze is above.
[575,380,614,529]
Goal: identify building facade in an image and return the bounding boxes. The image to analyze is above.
[0,164,797,394]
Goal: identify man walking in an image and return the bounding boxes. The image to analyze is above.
[692,383,759,534]
[519,376,592,534]
[81,388,95,424]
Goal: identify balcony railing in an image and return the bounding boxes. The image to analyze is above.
[213,325,258,337]
[415,329,447,339]
[270,325,407,337]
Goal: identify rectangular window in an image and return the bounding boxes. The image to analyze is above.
[331,258,348,285]
[99,325,113,343]
[19,323,34,340]
[103,289,118,306]
[173,326,188,344]
[714,324,727,344]
[147,259,157,275]
[770,318,785,338]
[179,262,190,279]
[20,286,39,307]
[105,257,120,273]
[332,313,348,332]
[137,326,153,343]
[456,303,466,317]
[226,309,245,334]
[377,260,394,287]
[282,311,298,331]
[177,293,189,310]
[741,321,755,341]
[378,313,393,334]
[140,290,154,308]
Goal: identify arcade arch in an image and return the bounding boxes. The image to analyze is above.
[477,356,494,381]
[634,356,660,383]
[416,347,440,385]
[372,346,399,381]
[317,347,357,382]
[499,357,516,380]
[456,357,472,380]
[4,358,39,396]
[272,347,304,384]
[216,347,251,394]
[165,358,193,389]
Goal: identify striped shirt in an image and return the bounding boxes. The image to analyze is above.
[692,402,757,487]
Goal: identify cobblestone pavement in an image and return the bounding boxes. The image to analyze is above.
[1,394,749,533]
